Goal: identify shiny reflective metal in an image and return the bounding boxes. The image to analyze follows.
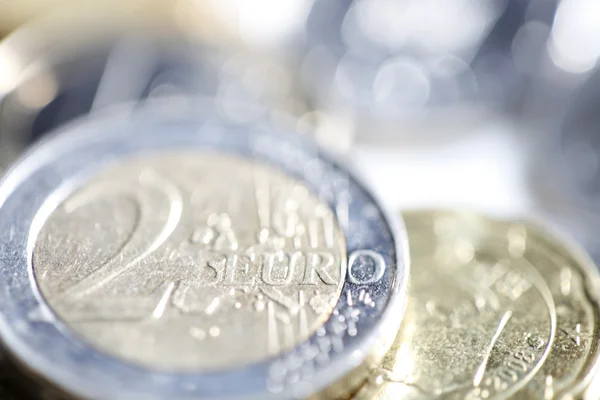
[296,0,558,139]
[35,152,348,372]
[354,210,600,399]
[0,1,304,170]
[0,106,408,399]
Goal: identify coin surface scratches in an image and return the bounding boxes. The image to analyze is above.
[0,111,407,400]
[33,153,347,371]
[505,222,600,399]
[355,210,600,400]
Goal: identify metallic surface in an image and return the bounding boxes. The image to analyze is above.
[353,210,600,399]
[514,224,600,399]
[0,0,305,169]
[33,152,346,371]
[0,108,408,399]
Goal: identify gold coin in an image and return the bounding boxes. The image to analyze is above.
[354,210,600,399]
[33,152,347,371]
[505,222,600,399]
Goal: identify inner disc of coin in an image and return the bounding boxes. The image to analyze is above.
[32,152,347,371]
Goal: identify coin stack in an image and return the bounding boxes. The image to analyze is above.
[0,1,600,400]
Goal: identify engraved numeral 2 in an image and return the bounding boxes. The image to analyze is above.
[57,170,183,302]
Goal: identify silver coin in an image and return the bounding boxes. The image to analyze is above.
[0,107,408,399]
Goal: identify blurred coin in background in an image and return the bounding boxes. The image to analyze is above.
[524,0,600,247]
[354,210,600,399]
[528,64,600,254]
[0,0,310,170]
[0,107,408,400]
[292,0,559,142]
[522,0,600,124]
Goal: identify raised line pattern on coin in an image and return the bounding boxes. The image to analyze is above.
[354,210,558,399]
[33,153,347,371]
[501,222,600,399]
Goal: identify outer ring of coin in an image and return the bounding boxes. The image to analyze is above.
[0,105,409,400]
